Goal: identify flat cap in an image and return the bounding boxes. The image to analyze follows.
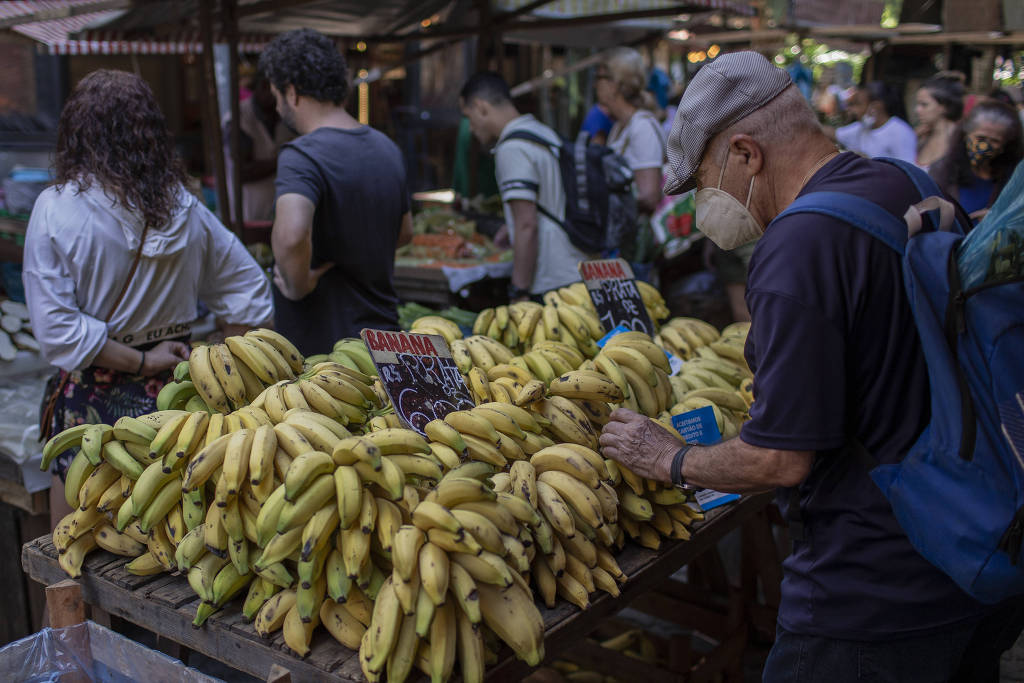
[663,51,792,195]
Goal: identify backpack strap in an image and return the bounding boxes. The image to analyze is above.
[498,130,567,229]
[499,129,560,155]
[773,191,909,255]
[875,157,969,236]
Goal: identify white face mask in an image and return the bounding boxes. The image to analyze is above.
[694,149,764,250]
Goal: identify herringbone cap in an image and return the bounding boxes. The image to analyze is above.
[663,51,792,195]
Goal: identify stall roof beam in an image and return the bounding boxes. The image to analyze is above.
[237,0,320,18]
[370,2,753,42]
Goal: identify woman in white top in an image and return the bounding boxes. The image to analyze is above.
[24,70,273,524]
[596,48,667,217]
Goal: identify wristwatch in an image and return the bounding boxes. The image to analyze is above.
[507,283,531,301]
[671,444,695,490]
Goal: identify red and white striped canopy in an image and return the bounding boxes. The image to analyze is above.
[2,0,273,54]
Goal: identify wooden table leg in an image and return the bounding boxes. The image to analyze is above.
[266,663,292,683]
[46,579,85,628]
[90,605,111,628]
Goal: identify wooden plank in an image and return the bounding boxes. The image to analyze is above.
[148,575,202,609]
[21,541,359,682]
[628,592,729,639]
[140,574,186,604]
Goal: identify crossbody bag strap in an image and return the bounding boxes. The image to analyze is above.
[40,224,151,442]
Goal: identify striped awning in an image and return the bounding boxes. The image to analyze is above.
[37,30,274,55]
[496,0,756,18]
[1,0,273,54]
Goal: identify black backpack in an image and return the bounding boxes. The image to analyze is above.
[499,130,637,254]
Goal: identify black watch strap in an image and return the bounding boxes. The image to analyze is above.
[508,283,531,300]
[671,444,694,488]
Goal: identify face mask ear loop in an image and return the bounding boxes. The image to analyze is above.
[745,175,756,209]
[716,147,730,189]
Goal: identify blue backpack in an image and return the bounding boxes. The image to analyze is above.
[774,157,1024,604]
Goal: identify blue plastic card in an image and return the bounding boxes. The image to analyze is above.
[597,324,631,348]
[671,406,739,511]
[671,406,722,445]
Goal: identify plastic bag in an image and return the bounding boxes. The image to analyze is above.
[0,622,220,682]
[958,161,1024,289]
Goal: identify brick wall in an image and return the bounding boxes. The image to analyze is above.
[791,0,885,25]
[0,34,36,115]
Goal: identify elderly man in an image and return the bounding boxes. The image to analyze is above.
[599,52,1024,681]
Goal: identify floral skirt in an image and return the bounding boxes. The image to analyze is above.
[42,366,171,481]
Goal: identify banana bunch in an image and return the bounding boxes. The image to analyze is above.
[358,476,547,683]
[631,280,670,323]
[157,329,304,414]
[656,320,754,437]
[255,363,383,426]
[301,338,378,377]
[614,474,704,551]
[471,298,604,359]
[408,316,464,344]
[490,452,630,611]
[593,333,674,418]
[45,410,200,578]
[654,317,720,360]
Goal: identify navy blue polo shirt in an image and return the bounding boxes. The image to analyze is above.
[741,152,987,640]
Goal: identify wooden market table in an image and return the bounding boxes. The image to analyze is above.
[22,492,774,683]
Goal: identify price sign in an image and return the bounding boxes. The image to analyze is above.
[578,258,654,336]
[361,329,476,436]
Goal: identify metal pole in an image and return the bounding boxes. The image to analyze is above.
[199,0,231,227]
[224,0,243,237]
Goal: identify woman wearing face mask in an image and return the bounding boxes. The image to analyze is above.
[914,74,965,170]
[929,99,1023,223]
[596,48,667,270]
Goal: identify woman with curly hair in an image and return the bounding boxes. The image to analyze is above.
[23,70,273,525]
[929,99,1023,222]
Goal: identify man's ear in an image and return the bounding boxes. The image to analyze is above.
[728,134,764,176]
[286,84,299,108]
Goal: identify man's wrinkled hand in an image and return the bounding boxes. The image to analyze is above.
[599,408,685,483]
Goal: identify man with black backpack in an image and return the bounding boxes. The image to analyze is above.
[460,73,635,301]
[599,52,1024,681]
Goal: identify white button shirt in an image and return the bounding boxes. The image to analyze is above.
[23,180,274,371]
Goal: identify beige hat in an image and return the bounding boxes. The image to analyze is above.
[663,51,793,195]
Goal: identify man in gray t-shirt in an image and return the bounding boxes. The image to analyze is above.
[460,72,592,301]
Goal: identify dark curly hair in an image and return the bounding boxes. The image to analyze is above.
[930,100,1024,206]
[258,29,349,105]
[54,70,187,229]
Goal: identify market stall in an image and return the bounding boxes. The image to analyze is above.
[394,195,513,308]
[22,491,775,683]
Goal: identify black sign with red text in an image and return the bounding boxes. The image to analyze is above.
[360,329,476,435]
[578,258,654,335]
